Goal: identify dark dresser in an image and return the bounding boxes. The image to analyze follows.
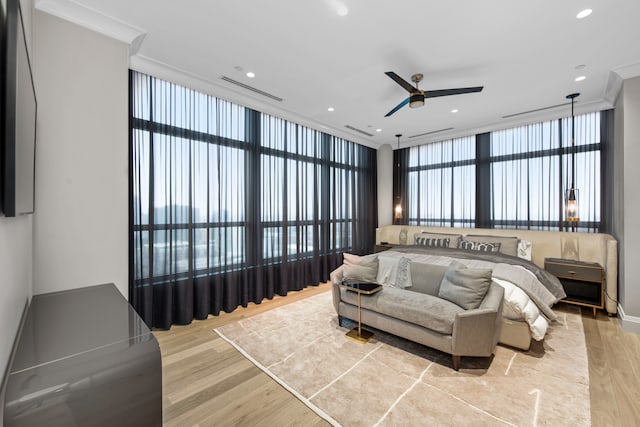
[3,283,162,426]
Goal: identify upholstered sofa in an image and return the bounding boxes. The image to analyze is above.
[330,261,504,370]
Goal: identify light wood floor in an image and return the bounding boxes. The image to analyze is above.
[154,284,640,427]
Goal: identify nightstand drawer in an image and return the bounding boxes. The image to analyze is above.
[544,261,603,282]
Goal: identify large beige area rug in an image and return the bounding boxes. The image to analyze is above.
[215,291,590,426]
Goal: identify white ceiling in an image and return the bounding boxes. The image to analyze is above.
[35,0,640,149]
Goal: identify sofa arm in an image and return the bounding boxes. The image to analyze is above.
[452,283,504,357]
[330,265,345,314]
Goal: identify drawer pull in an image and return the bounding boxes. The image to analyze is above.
[567,270,577,275]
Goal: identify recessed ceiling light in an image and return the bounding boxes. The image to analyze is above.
[327,107,335,112]
[337,3,349,16]
[576,9,592,19]
[246,71,255,78]
[451,109,459,113]
[575,64,586,70]
[575,76,586,82]
[376,129,382,132]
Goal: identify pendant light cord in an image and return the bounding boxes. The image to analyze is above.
[566,93,580,190]
[571,96,575,190]
[396,134,402,203]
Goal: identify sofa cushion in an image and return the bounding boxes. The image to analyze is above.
[438,263,493,310]
[341,286,464,335]
[409,263,448,296]
[343,252,378,266]
[343,253,378,283]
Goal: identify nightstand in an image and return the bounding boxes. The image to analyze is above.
[373,243,394,253]
[544,258,604,318]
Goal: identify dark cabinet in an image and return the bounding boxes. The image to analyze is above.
[3,283,162,426]
[544,258,605,318]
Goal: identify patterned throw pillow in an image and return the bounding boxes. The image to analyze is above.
[517,239,532,260]
[413,232,462,248]
[414,237,450,248]
[463,235,518,256]
[458,239,501,253]
[394,257,413,289]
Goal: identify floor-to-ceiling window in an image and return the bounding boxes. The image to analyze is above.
[405,136,476,227]
[130,71,377,329]
[399,111,606,232]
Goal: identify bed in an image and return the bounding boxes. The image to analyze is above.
[374,225,618,350]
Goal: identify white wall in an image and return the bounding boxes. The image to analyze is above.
[32,10,129,298]
[377,144,393,226]
[613,86,625,308]
[617,75,640,333]
[0,0,34,391]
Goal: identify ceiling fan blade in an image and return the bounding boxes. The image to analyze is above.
[423,86,483,99]
[385,98,410,117]
[385,72,416,93]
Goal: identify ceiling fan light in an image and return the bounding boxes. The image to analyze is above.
[409,93,424,108]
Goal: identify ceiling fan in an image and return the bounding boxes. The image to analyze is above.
[384,72,483,117]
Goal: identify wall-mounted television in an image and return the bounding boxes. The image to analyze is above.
[1,0,37,217]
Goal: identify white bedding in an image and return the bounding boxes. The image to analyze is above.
[492,277,548,340]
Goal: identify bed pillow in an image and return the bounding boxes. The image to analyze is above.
[342,253,378,283]
[438,262,492,310]
[460,235,518,256]
[415,236,450,248]
[413,232,461,248]
[458,239,501,253]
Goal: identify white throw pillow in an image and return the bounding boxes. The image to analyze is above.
[517,239,532,261]
[342,253,378,283]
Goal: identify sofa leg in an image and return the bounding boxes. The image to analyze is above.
[338,315,343,327]
[452,355,461,371]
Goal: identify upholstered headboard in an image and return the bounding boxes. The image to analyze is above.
[376,225,618,314]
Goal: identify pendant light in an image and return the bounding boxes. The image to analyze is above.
[394,134,403,221]
[565,93,580,231]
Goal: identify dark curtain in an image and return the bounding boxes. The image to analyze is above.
[129,71,377,329]
[599,109,614,233]
[393,148,409,225]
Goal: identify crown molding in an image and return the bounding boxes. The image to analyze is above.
[35,0,146,54]
[612,61,640,80]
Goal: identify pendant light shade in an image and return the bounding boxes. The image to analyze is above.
[565,93,580,230]
[394,134,403,221]
[565,187,579,222]
[394,202,403,219]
